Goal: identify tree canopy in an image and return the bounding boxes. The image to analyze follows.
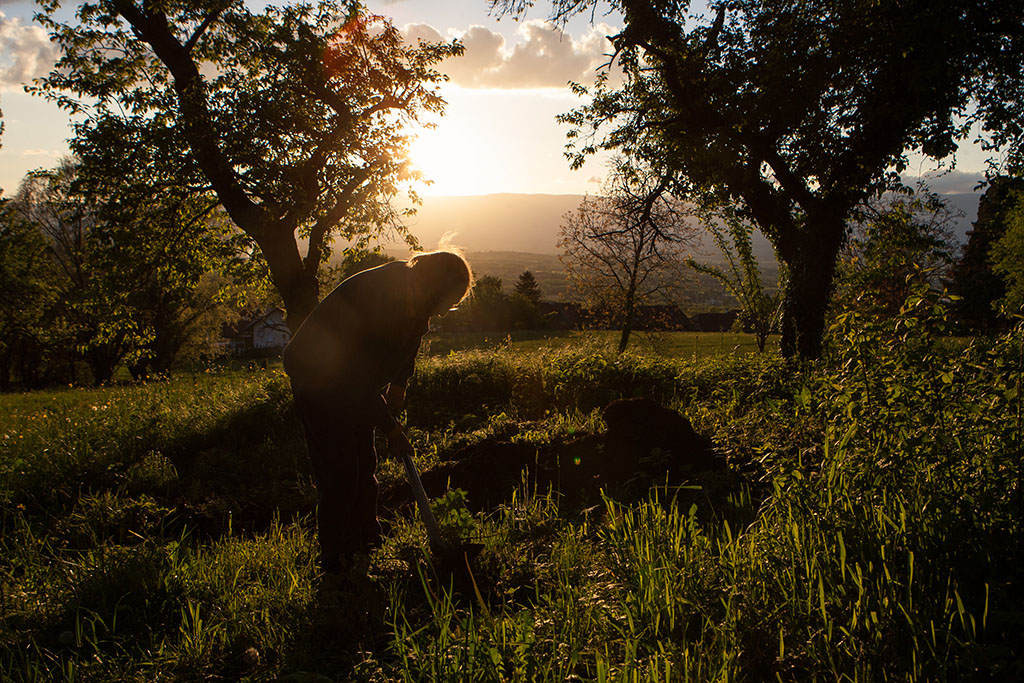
[9,158,240,383]
[987,182,1024,318]
[32,0,461,328]
[495,0,1024,358]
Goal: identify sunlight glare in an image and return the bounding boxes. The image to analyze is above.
[406,86,602,197]
[409,122,509,196]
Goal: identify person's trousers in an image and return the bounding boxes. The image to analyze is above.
[290,383,383,570]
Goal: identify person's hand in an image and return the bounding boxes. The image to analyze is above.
[386,423,414,461]
[386,383,406,413]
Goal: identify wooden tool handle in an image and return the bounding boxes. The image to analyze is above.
[400,449,444,553]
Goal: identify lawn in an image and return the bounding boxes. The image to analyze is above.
[422,329,779,359]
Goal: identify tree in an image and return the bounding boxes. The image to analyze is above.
[989,183,1024,317]
[835,190,958,319]
[443,274,542,332]
[0,197,57,388]
[511,269,543,328]
[12,158,242,383]
[559,160,696,353]
[951,176,1024,329]
[13,160,124,383]
[494,0,1023,359]
[461,275,512,331]
[514,270,542,305]
[686,208,783,353]
[71,134,255,377]
[33,0,461,329]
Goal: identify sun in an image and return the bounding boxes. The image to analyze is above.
[406,85,606,197]
[408,121,500,196]
[406,86,530,196]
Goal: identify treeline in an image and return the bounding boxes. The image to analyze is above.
[442,271,544,331]
[0,160,271,389]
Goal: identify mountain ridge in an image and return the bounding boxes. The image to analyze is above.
[397,191,982,259]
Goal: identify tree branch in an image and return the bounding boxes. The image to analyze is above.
[111,0,270,238]
[183,1,233,53]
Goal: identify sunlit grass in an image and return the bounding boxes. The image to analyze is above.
[1,322,1020,680]
[423,329,780,359]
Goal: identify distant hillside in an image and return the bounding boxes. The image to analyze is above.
[402,194,583,254]
[459,250,767,311]
[461,251,568,300]
[941,193,981,242]
[399,191,981,257]
[380,190,982,310]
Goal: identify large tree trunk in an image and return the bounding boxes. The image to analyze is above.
[113,5,323,333]
[257,225,321,332]
[777,217,845,360]
[86,348,117,385]
[0,350,10,391]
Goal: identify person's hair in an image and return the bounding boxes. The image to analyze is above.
[407,248,474,309]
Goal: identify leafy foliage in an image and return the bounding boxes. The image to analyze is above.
[32,0,461,325]
[7,158,241,385]
[444,274,541,332]
[686,205,784,352]
[951,175,1024,329]
[835,189,959,318]
[0,198,56,388]
[989,183,1024,316]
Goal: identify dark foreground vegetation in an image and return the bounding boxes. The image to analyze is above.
[1,301,1021,681]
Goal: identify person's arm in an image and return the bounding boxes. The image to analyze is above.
[385,382,406,413]
[385,420,414,460]
[385,334,421,412]
[369,391,415,461]
[370,393,399,434]
[367,392,414,459]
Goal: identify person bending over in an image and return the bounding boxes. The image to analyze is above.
[283,250,473,572]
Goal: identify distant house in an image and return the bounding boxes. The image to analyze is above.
[690,310,740,332]
[220,307,291,356]
[633,305,694,331]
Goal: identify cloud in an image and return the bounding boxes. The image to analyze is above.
[0,11,58,88]
[402,20,619,89]
[902,170,986,195]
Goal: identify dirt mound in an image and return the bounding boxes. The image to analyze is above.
[381,398,730,516]
[600,397,723,488]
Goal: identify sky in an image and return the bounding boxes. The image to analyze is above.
[0,0,996,198]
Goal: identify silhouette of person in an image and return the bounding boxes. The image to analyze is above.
[283,250,472,572]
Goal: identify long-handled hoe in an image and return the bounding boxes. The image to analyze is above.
[398,447,483,584]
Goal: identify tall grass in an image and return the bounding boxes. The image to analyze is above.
[1,314,1021,680]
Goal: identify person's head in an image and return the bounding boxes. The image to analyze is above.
[407,249,474,317]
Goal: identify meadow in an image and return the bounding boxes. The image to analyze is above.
[1,310,1021,681]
